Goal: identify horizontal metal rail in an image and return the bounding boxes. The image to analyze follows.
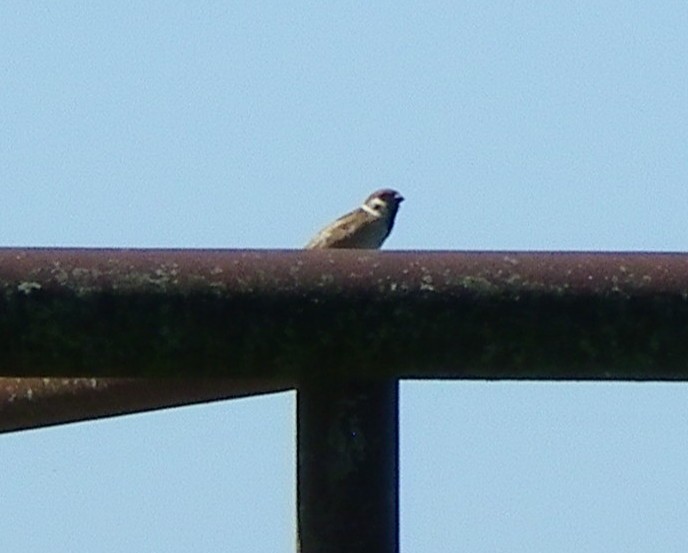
[1,248,688,378]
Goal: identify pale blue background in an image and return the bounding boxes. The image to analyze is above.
[1,2,688,551]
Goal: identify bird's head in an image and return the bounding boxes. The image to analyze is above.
[362,189,404,218]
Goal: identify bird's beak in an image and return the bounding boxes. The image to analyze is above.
[395,193,404,202]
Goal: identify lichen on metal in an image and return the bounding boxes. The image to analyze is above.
[1,248,688,378]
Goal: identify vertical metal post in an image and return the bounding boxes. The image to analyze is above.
[297,378,399,553]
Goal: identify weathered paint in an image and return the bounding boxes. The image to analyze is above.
[1,249,688,378]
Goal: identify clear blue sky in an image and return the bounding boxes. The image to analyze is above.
[1,2,688,551]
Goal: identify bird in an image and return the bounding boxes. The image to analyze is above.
[305,189,404,249]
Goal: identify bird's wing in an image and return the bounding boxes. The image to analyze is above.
[305,209,382,249]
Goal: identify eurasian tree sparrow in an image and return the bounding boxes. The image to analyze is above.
[305,189,404,249]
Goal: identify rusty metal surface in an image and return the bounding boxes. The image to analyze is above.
[1,248,688,378]
[0,377,291,433]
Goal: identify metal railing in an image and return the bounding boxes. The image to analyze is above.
[2,248,688,552]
